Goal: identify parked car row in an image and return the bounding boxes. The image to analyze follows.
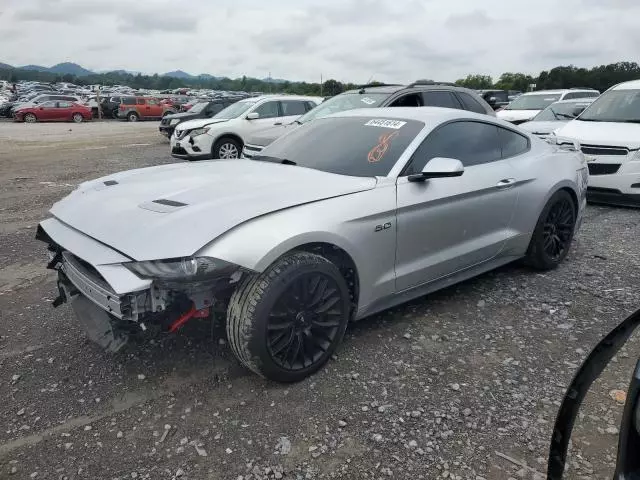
[169,81,496,161]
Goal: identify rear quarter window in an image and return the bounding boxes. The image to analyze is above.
[122,97,137,105]
[498,127,530,158]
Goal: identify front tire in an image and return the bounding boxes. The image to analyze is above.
[226,251,350,382]
[72,113,84,123]
[128,112,139,122]
[524,190,576,270]
[24,113,37,123]
[212,137,241,159]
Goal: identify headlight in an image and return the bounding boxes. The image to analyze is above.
[190,126,210,137]
[170,119,180,126]
[124,257,234,280]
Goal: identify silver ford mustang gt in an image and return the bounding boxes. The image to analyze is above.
[37,107,588,382]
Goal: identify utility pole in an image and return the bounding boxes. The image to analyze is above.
[320,74,323,96]
[268,71,272,93]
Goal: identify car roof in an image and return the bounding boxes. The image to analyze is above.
[328,106,499,126]
[611,80,640,90]
[522,89,596,96]
[243,95,321,102]
[551,98,596,105]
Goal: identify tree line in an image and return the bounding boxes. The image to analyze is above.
[454,62,640,93]
[2,61,639,96]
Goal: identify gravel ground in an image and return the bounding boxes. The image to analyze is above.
[0,121,639,480]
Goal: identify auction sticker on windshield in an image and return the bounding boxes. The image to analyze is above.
[361,97,377,105]
[364,119,407,129]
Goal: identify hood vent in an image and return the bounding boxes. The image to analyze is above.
[138,198,189,213]
[152,199,188,207]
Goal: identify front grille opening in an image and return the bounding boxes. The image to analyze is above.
[587,163,621,175]
[581,145,629,156]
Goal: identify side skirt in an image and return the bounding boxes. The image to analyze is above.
[354,254,522,321]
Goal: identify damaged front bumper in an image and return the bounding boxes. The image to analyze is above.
[36,219,244,351]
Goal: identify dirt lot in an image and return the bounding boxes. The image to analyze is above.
[0,121,639,480]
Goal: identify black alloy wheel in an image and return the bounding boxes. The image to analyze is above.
[542,197,575,262]
[226,251,351,382]
[266,273,345,371]
[524,189,577,270]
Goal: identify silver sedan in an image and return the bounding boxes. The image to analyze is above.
[37,107,588,382]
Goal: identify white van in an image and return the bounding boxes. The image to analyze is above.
[552,80,640,206]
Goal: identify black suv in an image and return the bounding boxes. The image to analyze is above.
[242,81,495,158]
[159,98,243,138]
[478,90,511,110]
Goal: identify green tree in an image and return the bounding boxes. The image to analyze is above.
[455,74,493,89]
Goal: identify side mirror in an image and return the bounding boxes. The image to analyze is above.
[572,106,586,117]
[246,112,260,120]
[408,157,464,182]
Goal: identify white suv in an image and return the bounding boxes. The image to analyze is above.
[496,88,599,124]
[552,80,640,207]
[170,95,322,160]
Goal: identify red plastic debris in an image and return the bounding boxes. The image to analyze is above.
[168,304,210,333]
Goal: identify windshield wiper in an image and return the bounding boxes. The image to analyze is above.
[555,113,576,120]
[621,119,640,123]
[252,155,297,165]
[293,119,303,125]
[576,118,602,122]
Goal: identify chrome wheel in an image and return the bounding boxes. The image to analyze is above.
[128,113,138,122]
[72,113,83,123]
[267,272,345,371]
[218,142,239,159]
[24,113,37,123]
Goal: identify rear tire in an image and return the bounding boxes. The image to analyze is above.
[226,251,350,382]
[72,113,84,123]
[127,112,139,122]
[524,190,576,270]
[212,137,241,159]
[24,113,37,123]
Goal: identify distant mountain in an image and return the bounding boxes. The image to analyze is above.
[0,62,13,70]
[15,62,94,76]
[48,62,94,77]
[162,70,193,79]
[21,64,50,72]
[262,77,287,84]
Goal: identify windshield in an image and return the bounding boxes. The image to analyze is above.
[213,100,256,119]
[506,93,562,110]
[187,102,208,114]
[295,92,389,124]
[252,116,424,177]
[533,101,591,121]
[578,89,640,122]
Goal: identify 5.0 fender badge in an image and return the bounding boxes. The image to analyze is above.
[375,222,392,232]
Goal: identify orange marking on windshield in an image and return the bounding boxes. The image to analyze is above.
[367,131,399,163]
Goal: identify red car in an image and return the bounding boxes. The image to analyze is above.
[14,101,93,123]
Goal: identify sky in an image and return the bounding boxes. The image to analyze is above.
[0,0,639,84]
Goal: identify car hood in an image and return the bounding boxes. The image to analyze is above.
[519,120,567,134]
[49,160,376,262]
[496,109,540,122]
[555,120,640,149]
[246,123,299,146]
[175,117,229,131]
[164,111,203,121]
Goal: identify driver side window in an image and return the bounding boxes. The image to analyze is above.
[253,101,280,119]
[403,121,501,175]
[389,93,423,107]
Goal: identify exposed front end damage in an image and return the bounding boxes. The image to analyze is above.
[36,223,246,352]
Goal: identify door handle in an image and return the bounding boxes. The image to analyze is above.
[496,178,516,189]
